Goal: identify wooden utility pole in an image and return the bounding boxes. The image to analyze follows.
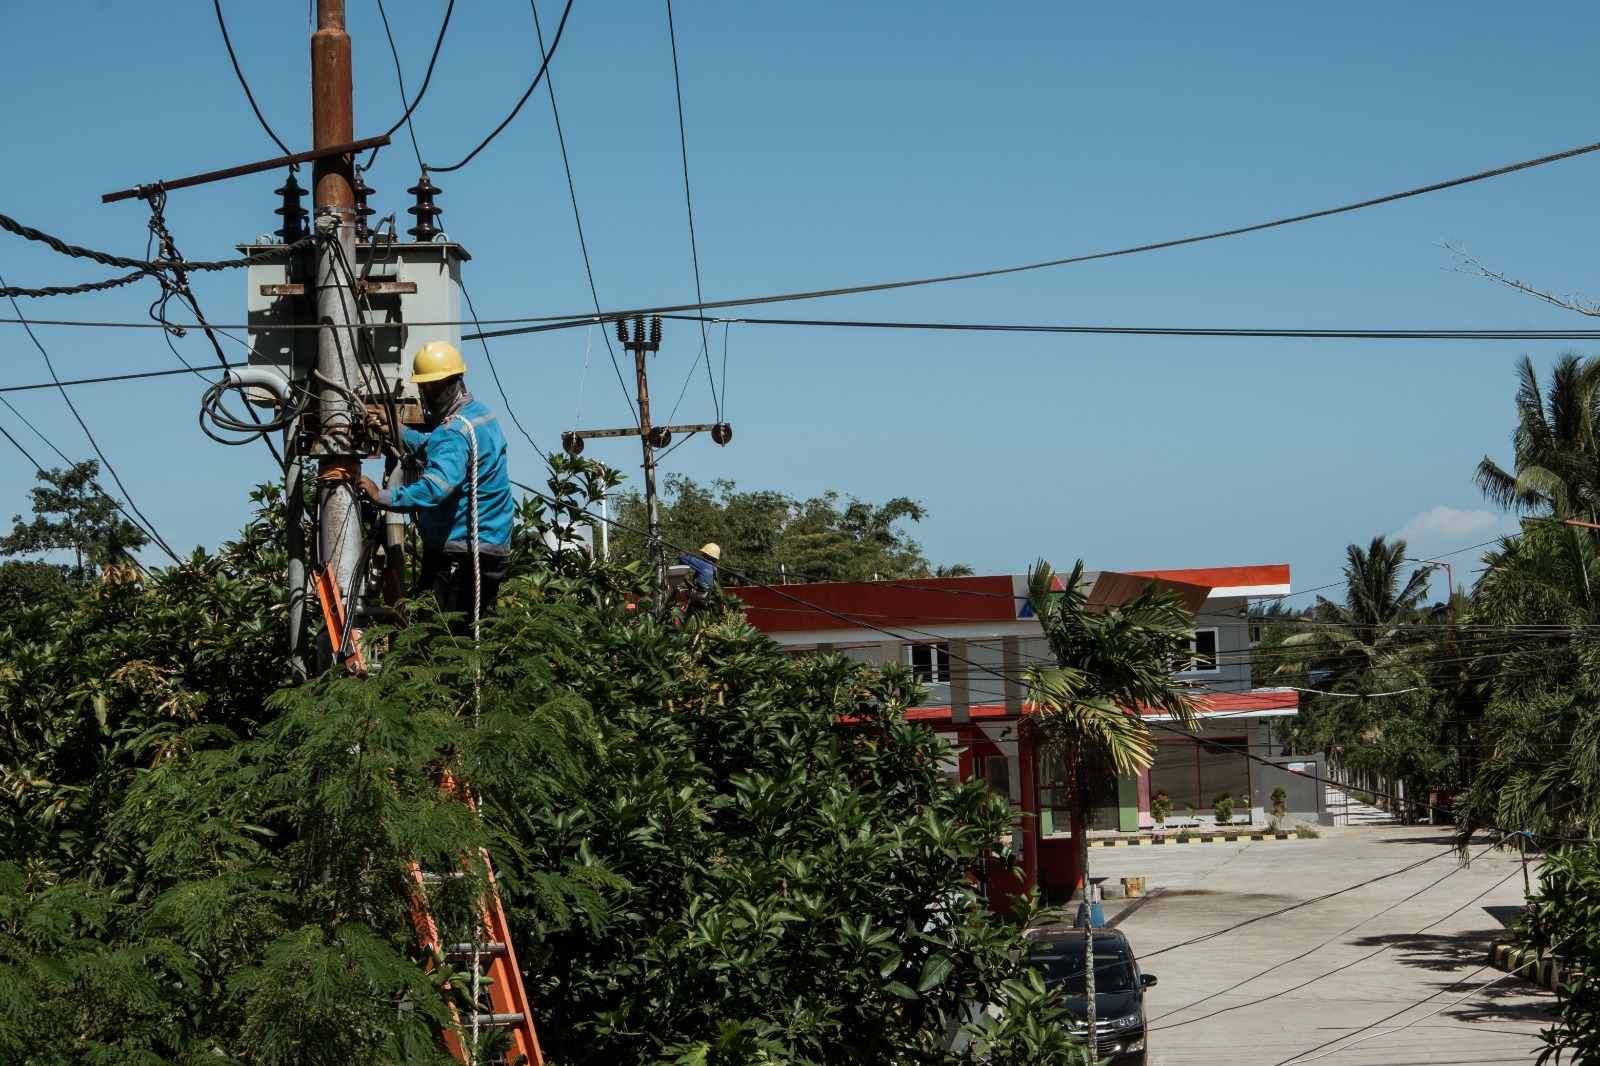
[559,316,732,610]
[624,317,665,596]
[310,0,365,650]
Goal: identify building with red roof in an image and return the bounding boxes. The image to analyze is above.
[732,563,1323,909]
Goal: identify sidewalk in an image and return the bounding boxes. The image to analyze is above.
[1097,823,1548,1065]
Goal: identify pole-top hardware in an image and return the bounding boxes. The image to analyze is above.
[617,315,662,353]
[407,174,443,242]
[274,172,310,243]
[353,169,375,241]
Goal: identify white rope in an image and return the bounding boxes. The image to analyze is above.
[453,410,484,1059]
[451,411,482,714]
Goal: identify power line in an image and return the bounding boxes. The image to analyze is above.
[427,0,576,174]
[663,0,719,422]
[529,0,636,423]
[461,274,544,456]
[212,0,291,154]
[1,277,182,565]
[657,313,1600,342]
[466,136,1600,336]
[373,0,429,172]
[377,0,456,147]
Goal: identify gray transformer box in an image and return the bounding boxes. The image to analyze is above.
[239,238,471,408]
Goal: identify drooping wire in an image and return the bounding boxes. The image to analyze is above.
[0,275,182,564]
[664,0,720,422]
[212,0,291,154]
[467,136,1600,335]
[460,273,544,455]
[373,0,430,173]
[529,0,636,423]
[145,191,285,467]
[426,0,576,174]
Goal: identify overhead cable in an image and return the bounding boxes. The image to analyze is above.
[0,278,182,563]
[529,0,636,421]
[212,0,291,154]
[466,136,1600,335]
[373,0,430,172]
[427,0,576,173]
[655,313,1600,342]
[664,0,720,421]
[379,0,456,142]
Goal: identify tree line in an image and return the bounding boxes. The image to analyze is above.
[0,456,1085,1065]
[1258,353,1600,1062]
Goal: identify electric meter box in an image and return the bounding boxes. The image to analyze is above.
[239,238,471,407]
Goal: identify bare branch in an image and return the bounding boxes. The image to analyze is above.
[1442,239,1600,318]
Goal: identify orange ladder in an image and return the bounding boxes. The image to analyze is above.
[315,564,542,1063]
[409,855,545,1065]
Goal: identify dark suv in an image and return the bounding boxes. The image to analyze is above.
[1026,927,1156,1064]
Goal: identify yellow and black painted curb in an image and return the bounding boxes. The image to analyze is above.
[1489,942,1581,993]
[1090,832,1300,847]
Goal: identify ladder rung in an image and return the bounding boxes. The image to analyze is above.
[467,1012,525,1027]
[444,941,508,957]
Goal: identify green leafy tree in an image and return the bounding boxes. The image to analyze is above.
[1509,847,1600,1064]
[611,475,972,583]
[0,460,1082,1065]
[0,461,149,608]
[1270,536,1462,799]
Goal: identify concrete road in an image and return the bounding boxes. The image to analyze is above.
[1093,824,1551,1066]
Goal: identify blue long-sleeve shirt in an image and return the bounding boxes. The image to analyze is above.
[679,552,717,589]
[374,396,513,553]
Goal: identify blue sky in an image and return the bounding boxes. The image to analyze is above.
[3,2,1599,605]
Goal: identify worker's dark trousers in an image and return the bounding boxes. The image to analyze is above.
[419,544,509,636]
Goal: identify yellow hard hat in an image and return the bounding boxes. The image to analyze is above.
[410,341,466,383]
[700,542,721,560]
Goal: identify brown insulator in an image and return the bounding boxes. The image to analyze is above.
[649,315,662,346]
[711,422,733,446]
[647,426,672,448]
[561,431,585,455]
[274,171,309,243]
[406,173,443,241]
[614,318,628,345]
[353,170,375,241]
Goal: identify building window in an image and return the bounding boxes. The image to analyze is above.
[1175,628,1220,674]
[908,642,951,683]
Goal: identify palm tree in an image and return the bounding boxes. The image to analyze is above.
[1023,559,1200,1040]
[1475,353,1600,525]
[1278,536,1434,687]
[1457,521,1600,845]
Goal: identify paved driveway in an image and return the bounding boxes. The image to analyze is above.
[1092,824,1551,1065]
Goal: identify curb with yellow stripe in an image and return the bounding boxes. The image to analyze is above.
[1090,832,1299,847]
[1490,942,1581,993]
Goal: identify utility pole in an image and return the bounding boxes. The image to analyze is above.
[310,0,364,654]
[560,316,732,611]
[624,316,665,598]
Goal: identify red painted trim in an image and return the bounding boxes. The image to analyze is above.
[728,575,1020,634]
[1127,564,1290,589]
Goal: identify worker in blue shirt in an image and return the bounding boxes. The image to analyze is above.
[679,542,721,618]
[358,341,513,634]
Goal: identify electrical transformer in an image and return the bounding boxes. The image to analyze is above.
[239,237,471,421]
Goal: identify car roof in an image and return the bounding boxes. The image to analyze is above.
[1026,928,1132,949]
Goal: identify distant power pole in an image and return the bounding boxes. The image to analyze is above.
[310,0,365,651]
[560,316,732,609]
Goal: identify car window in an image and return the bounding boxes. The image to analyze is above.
[1027,941,1136,994]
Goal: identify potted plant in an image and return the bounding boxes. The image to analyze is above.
[1271,785,1289,822]
[1151,791,1172,829]
[1212,793,1235,826]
